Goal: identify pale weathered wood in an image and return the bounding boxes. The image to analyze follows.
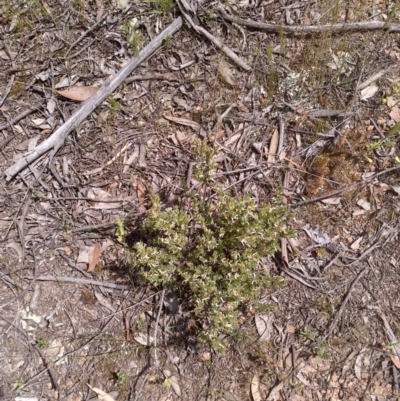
[4,17,183,181]
[218,9,400,34]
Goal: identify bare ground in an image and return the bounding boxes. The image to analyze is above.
[1,0,400,400]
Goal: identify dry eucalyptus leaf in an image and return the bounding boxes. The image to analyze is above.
[77,246,91,266]
[255,313,274,342]
[94,291,116,312]
[57,86,99,102]
[32,118,46,126]
[350,237,363,251]
[55,76,74,89]
[47,97,56,114]
[387,96,397,108]
[251,375,262,401]
[6,241,23,260]
[356,199,371,211]
[86,188,121,209]
[87,384,116,401]
[354,348,367,380]
[360,84,378,101]
[390,106,400,123]
[15,135,41,151]
[88,243,101,272]
[302,224,331,244]
[134,332,154,346]
[170,376,181,397]
[266,382,284,401]
[96,1,105,21]
[0,50,9,60]
[390,185,400,195]
[163,114,201,131]
[219,58,236,86]
[267,128,279,165]
[321,197,341,205]
[391,355,400,370]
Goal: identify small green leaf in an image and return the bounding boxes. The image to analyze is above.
[386,123,400,138]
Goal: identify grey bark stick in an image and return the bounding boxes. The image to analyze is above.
[4,17,183,181]
[218,9,400,33]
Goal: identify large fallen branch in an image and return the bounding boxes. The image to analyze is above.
[218,9,400,34]
[4,17,183,181]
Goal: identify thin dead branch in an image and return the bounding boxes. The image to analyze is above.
[325,265,369,339]
[0,105,42,130]
[178,0,251,70]
[28,275,133,290]
[218,9,400,34]
[290,165,400,207]
[4,17,184,181]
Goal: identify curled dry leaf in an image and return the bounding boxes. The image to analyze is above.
[88,243,102,272]
[251,375,262,401]
[56,86,99,102]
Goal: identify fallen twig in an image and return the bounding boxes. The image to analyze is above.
[65,12,109,57]
[27,275,133,290]
[0,105,42,130]
[178,0,251,71]
[153,289,165,367]
[325,265,369,339]
[290,165,400,207]
[34,344,61,400]
[218,9,400,34]
[4,17,184,181]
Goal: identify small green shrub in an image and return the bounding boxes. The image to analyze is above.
[115,371,129,386]
[156,0,175,13]
[129,143,294,350]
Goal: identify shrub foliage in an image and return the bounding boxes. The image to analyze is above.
[129,144,294,350]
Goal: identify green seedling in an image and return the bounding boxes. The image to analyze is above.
[115,218,125,243]
[107,95,120,117]
[115,372,129,386]
[13,380,25,390]
[35,338,47,347]
[32,190,45,201]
